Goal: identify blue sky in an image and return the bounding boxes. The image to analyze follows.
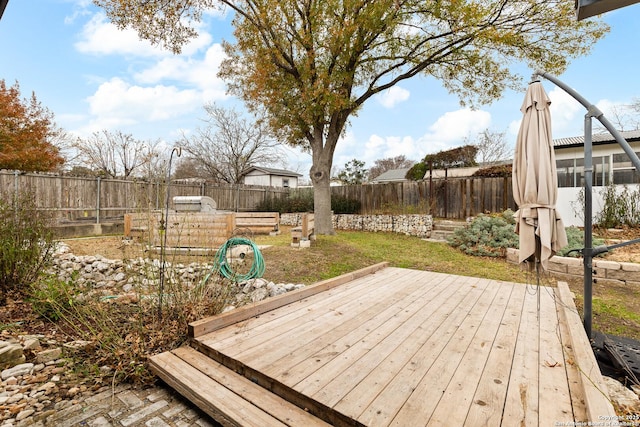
[1,1,640,177]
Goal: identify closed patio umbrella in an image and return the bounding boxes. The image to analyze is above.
[513,80,568,271]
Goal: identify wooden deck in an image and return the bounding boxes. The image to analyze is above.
[150,264,616,426]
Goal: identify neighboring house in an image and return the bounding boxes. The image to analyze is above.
[554,130,640,188]
[554,130,640,227]
[371,168,411,183]
[243,166,303,188]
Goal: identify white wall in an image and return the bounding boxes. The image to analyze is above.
[243,173,299,188]
[557,184,640,227]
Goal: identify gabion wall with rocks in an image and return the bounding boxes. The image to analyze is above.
[281,213,433,238]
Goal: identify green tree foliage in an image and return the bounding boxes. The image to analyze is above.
[405,163,428,181]
[424,145,478,170]
[94,0,608,234]
[337,159,367,185]
[472,164,512,178]
[0,80,65,172]
[406,145,478,180]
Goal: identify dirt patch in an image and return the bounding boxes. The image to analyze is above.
[594,226,640,263]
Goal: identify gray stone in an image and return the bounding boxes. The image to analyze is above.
[0,344,23,367]
[1,363,34,380]
[36,348,62,364]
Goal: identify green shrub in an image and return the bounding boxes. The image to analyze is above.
[0,191,56,303]
[556,226,605,258]
[447,210,518,257]
[30,272,82,321]
[573,184,640,228]
[331,194,361,214]
[255,191,360,214]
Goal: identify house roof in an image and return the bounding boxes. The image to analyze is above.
[244,166,303,177]
[554,129,640,148]
[371,168,410,182]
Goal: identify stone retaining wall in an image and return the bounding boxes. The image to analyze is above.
[506,248,640,286]
[280,213,433,238]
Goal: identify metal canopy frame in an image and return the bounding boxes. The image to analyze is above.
[576,0,640,20]
[533,70,640,339]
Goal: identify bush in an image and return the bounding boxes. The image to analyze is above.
[556,226,605,258]
[447,210,518,257]
[331,194,361,214]
[255,191,360,214]
[0,191,56,303]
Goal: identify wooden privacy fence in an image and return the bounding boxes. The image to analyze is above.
[0,171,514,223]
[0,171,289,223]
[293,177,516,219]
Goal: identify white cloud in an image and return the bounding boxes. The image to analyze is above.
[548,87,583,137]
[84,78,202,131]
[75,13,212,57]
[135,44,228,101]
[376,86,410,108]
[418,108,491,153]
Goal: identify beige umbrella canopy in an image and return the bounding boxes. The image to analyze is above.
[513,81,568,271]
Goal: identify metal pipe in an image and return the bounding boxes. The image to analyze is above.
[96,177,101,224]
[583,115,594,339]
[534,70,640,174]
[158,146,182,319]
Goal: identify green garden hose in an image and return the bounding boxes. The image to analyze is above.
[209,236,265,282]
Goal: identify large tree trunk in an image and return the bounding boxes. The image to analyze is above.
[311,165,334,235]
[309,134,336,235]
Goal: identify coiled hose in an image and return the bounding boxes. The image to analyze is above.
[208,236,265,282]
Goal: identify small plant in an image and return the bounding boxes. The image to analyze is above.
[556,226,605,258]
[331,194,361,214]
[0,191,57,303]
[30,272,82,321]
[572,184,640,229]
[447,210,518,257]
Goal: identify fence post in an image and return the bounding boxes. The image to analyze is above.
[96,177,101,224]
[13,170,18,201]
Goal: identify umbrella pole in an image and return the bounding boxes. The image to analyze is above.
[532,69,640,340]
[583,115,594,340]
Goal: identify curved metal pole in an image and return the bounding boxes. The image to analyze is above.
[158,146,182,319]
[533,70,640,339]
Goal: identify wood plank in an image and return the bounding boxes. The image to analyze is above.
[537,286,574,424]
[464,282,527,425]
[554,286,589,421]
[189,262,389,337]
[261,270,449,382]
[206,268,411,356]
[501,283,540,426]
[171,347,332,427]
[205,267,405,348]
[355,275,491,426]
[383,277,502,427]
[427,281,515,426]
[294,271,456,398]
[321,271,467,410]
[556,281,616,420]
[149,350,288,427]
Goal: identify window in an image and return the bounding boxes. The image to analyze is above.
[612,152,640,184]
[282,178,289,188]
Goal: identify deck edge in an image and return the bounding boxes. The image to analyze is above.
[189,262,390,338]
[556,280,617,420]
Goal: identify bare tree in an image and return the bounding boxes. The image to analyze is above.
[368,155,415,181]
[595,102,640,132]
[180,103,285,184]
[470,129,512,166]
[72,130,159,179]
